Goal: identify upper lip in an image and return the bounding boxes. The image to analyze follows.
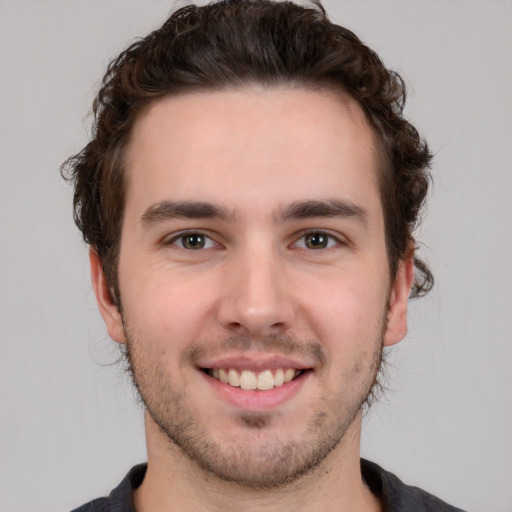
[196,353,315,372]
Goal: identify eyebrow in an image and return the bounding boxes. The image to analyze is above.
[140,201,234,228]
[277,199,368,226]
[140,198,368,229]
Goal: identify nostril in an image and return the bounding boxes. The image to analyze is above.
[225,321,246,333]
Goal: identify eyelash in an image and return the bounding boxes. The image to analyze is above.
[166,231,220,250]
[292,230,344,250]
[165,230,344,251]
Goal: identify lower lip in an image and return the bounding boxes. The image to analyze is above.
[201,371,311,412]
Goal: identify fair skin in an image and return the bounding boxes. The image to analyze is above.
[91,87,414,512]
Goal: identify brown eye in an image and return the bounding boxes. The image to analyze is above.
[181,234,205,249]
[304,232,331,249]
[171,232,217,250]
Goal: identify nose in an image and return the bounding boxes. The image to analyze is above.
[216,244,296,338]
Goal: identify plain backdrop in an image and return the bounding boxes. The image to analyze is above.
[1,1,511,511]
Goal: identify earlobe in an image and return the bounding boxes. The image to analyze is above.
[383,250,415,347]
[89,249,126,344]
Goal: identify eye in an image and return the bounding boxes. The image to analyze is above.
[294,231,340,250]
[169,232,218,250]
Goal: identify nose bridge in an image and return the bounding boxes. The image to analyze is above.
[217,238,294,336]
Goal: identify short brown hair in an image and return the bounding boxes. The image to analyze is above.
[62,0,433,301]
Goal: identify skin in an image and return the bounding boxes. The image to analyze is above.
[91,87,414,512]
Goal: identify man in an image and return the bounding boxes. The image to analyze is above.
[63,1,464,510]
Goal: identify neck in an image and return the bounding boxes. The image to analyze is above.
[133,412,382,512]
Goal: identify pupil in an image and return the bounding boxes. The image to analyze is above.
[306,233,327,249]
[184,234,204,249]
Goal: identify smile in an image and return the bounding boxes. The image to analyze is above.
[204,368,306,391]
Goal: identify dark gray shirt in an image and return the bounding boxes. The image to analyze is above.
[71,460,465,511]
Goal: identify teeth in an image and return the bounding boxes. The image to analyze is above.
[274,368,285,387]
[284,368,295,383]
[219,368,229,383]
[228,368,240,387]
[257,370,274,391]
[210,368,302,391]
[240,370,257,390]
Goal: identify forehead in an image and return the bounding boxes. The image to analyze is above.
[123,87,381,221]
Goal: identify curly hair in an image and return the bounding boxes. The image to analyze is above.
[62,0,433,302]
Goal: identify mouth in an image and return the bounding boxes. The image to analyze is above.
[202,367,309,391]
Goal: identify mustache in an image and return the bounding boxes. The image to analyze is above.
[181,334,326,368]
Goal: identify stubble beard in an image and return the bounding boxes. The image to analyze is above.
[121,318,386,490]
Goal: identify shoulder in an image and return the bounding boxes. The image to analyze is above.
[70,497,110,512]
[69,464,147,512]
[361,459,466,512]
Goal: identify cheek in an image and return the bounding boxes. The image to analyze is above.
[299,269,388,350]
[121,267,222,351]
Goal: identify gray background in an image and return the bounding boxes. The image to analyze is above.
[1,1,511,511]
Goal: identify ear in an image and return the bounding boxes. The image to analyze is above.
[89,249,126,344]
[383,249,415,347]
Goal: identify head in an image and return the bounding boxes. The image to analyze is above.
[62,0,433,489]
[62,0,433,306]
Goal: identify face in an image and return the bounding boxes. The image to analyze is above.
[92,87,413,488]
